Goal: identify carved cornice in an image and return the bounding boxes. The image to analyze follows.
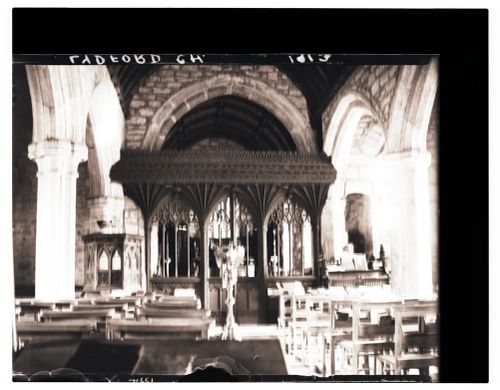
[110,150,337,185]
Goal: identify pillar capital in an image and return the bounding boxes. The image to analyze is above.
[28,140,88,176]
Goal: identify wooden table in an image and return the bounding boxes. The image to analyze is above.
[13,338,287,378]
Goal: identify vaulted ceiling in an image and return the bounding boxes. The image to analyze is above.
[107,64,357,149]
[163,95,296,151]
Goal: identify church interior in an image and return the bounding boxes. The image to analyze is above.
[12,58,440,379]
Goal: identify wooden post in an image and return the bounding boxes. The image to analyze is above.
[201,222,210,310]
[162,224,166,277]
[312,218,322,287]
[230,192,237,246]
[144,217,152,292]
[187,232,191,278]
[174,224,178,277]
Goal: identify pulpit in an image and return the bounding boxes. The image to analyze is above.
[83,234,143,293]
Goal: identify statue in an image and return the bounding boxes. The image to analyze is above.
[215,242,245,341]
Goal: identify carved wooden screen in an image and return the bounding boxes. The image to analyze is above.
[152,199,200,278]
[208,196,256,278]
[267,198,314,277]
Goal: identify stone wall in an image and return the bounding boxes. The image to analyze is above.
[125,65,309,149]
[12,65,36,293]
[427,99,439,290]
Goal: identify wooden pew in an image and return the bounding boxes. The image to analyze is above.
[156,296,200,309]
[136,307,211,320]
[16,301,56,317]
[377,302,438,376]
[106,318,215,341]
[93,297,142,306]
[38,308,115,330]
[16,319,97,344]
[143,300,200,310]
[72,303,128,318]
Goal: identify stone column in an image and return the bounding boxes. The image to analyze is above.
[321,184,349,261]
[28,140,88,301]
[380,151,433,297]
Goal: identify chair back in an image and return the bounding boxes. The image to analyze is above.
[393,302,439,356]
[352,300,401,342]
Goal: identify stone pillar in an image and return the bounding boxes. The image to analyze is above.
[28,140,88,301]
[321,184,349,261]
[381,151,433,297]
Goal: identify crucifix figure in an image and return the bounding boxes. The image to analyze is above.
[216,242,245,341]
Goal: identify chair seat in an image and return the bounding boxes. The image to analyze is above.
[378,353,439,369]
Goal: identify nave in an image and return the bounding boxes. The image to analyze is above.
[13,282,438,380]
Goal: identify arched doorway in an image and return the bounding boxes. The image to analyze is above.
[207,194,260,324]
[345,193,373,259]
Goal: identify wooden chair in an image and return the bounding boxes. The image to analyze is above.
[347,300,401,375]
[290,294,310,361]
[329,300,354,375]
[277,292,293,354]
[106,318,215,341]
[303,296,332,374]
[377,302,439,376]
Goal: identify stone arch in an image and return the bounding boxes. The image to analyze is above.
[141,75,316,153]
[321,92,385,262]
[87,77,125,197]
[26,65,108,145]
[385,58,439,153]
[85,75,127,235]
[323,92,383,180]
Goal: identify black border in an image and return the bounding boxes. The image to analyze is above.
[12,8,489,383]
